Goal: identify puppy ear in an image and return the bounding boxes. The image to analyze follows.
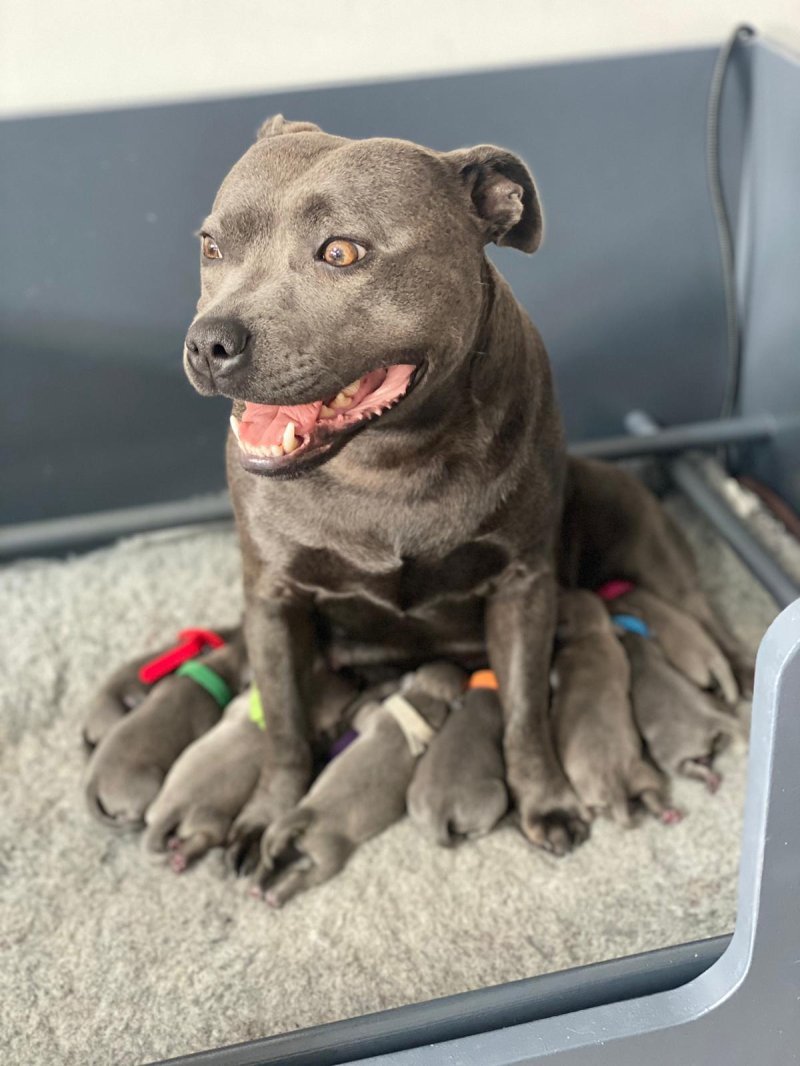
[257,114,322,140]
[444,145,543,253]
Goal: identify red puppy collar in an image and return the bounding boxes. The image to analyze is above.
[596,579,635,602]
[138,628,226,685]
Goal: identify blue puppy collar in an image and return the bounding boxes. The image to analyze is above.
[611,613,651,638]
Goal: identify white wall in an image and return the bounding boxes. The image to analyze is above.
[2,0,800,118]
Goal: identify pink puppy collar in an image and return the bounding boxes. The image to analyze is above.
[596,579,635,602]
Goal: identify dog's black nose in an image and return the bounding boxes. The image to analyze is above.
[185,317,250,370]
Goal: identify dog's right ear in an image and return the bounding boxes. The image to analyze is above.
[257,114,321,140]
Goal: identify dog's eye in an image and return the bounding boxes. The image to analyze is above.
[319,238,366,267]
[201,234,223,260]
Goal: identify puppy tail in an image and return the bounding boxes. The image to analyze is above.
[142,807,180,857]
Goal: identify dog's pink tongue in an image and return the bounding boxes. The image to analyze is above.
[239,400,322,448]
[237,364,416,448]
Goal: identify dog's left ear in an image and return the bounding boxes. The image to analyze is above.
[257,114,322,140]
[443,145,543,253]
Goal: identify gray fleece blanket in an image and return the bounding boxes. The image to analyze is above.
[0,495,786,1065]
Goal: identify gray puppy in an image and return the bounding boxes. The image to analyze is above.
[608,588,738,705]
[622,632,741,792]
[552,590,676,826]
[407,684,508,845]
[84,637,248,827]
[256,662,465,907]
[143,689,267,870]
[81,627,239,750]
[144,667,363,873]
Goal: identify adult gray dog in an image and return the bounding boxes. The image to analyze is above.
[88,115,750,883]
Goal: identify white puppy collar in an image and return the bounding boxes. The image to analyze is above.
[382,693,435,756]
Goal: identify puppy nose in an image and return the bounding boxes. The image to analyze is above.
[185,317,250,368]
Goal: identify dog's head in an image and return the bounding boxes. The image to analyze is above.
[184,115,542,477]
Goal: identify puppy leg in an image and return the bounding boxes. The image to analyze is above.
[679,758,722,793]
[142,805,182,857]
[453,780,509,840]
[626,760,683,825]
[85,760,163,829]
[168,809,232,872]
[263,833,351,908]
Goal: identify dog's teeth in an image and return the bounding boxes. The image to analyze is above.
[342,377,362,397]
[320,404,337,418]
[332,391,352,409]
[267,444,284,457]
[229,416,241,440]
[282,421,299,453]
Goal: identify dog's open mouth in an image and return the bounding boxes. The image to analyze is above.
[229,363,418,475]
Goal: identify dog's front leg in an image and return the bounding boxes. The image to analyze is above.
[227,594,315,877]
[486,567,589,855]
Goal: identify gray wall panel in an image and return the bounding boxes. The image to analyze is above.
[735,41,800,509]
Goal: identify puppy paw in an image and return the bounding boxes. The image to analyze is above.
[410,781,509,846]
[226,789,298,877]
[572,759,680,828]
[84,757,163,829]
[226,804,273,877]
[262,857,318,908]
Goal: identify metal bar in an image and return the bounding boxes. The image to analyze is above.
[626,410,800,608]
[0,492,233,560]
[569,413,776,461]
[158,935,728,1066]
[1,416,780,560]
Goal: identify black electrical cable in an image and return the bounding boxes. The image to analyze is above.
[706,23,756,421]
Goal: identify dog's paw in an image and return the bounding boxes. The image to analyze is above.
[515,779,590,856]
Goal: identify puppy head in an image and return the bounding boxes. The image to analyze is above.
[183,116,542,477]
[402,661,467,701]
[557,589,612,642]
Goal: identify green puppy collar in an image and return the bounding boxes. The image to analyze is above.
[249,687,266,730]
[176,660,233,709]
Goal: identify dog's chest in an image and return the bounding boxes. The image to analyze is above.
[288,539,510,619]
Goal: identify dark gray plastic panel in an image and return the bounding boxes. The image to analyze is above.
[1,46,732,524]
[733,40,800,510]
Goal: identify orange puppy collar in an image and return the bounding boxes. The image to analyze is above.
[468,669,499,690]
